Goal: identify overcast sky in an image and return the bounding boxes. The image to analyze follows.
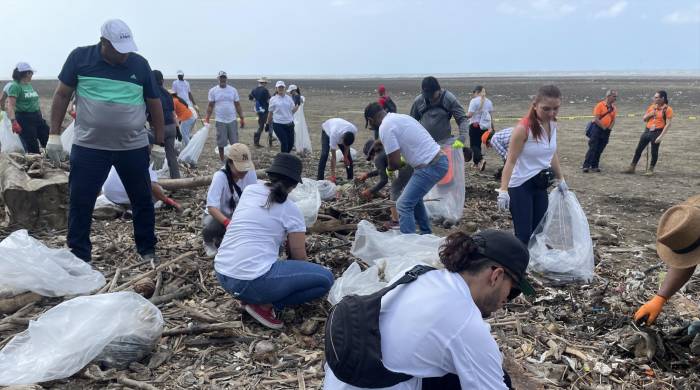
[1,0,699,78]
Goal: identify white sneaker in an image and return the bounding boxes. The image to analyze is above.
[203,242,218,258]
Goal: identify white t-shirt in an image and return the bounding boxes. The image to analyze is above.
[171,79,192,106]
[102,166,158,205]
[2,82,11,95]
[205,169,257,217]
[268,94,295,124]
[379,113,441,168]
[467,97,494,125]
[322,118,358,151]
[509,121,557,188]
[214,183,306,280]
[324,269,507,390]
[208,85,240,124]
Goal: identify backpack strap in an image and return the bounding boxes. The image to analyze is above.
[370,264,436,298]
[417,91,450,121]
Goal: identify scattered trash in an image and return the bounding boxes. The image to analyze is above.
[0,292,163,385]
[317,179,337,201]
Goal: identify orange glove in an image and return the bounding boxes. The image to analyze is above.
[11,119,22,134]
[634,295,667,325]
[223,218,231,228]
[164,197,182,211]
[360,189,373,200]
[329,175,336,184]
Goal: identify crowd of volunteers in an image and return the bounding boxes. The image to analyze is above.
[3,17,694,389]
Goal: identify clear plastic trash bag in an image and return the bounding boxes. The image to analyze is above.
[528,190,595,283]
[293,98,312,154]
[335,147,358,163]
[289,178,321,227]
[424,139,465,224]
[350,220,444,266]
[60,120,75,158]
[0,292,163,385]
[0,111,24,154]
[178,124,209,165]
[317,180,337,201]
[0,230,105,297]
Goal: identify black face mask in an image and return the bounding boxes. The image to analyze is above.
[178,75,184,81]
[422,91,434,104]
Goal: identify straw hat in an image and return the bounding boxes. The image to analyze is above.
[656,195,700,268]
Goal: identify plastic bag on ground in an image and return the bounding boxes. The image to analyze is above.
[289,178,321,227]
[60,120,75,157]
[178,124,209,165]
[351,220,444,266]
[424,138,466,224]
[0,111,24,154]
[0,292,164,385]
[293,97,312,154]
[317,180,337,201]
[528,190,595,283]
[335,147,358,163]
[0,230,105,297]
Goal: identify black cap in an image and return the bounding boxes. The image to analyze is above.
[472,229,535,298]
[266,153,303,184]
[363,102,384,128]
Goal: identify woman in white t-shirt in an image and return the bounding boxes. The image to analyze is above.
[266,81,298,153]
[202,143,257,257]
[215,153,334,330]
[467,86,495,171]
[497,85,568,244]
[324,229,533,389]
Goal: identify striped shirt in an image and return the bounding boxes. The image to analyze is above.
[491,127,512,161]
[58,43,159,151]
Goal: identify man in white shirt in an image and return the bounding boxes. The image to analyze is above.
[205,71,245,161]
[171,70,198,111]
[365,102,449,235]
[317,118,357,183]
[203,143,257,257]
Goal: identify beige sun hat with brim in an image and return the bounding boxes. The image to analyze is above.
[257,77,268,83]
[656,195,700,268]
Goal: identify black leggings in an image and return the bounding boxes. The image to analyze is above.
[631,128,661,167]
[317,130,353,180]
[15,111,49,154]
[469,123,486,165]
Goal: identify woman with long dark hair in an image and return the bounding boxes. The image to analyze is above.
[623,90,673,175]
[497,85,568,244]
[5,62,48,153]
[215,153,334,329]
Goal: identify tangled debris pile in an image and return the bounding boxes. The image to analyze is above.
[0,144,697,389]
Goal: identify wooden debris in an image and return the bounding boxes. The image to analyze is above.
[0,292,41,315]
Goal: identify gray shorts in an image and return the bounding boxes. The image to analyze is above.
[215,121,239,148]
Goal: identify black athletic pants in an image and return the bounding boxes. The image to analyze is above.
[631,128,661,168]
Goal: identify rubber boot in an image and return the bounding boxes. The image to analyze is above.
[622,164,636,174]
[643,166,655,176]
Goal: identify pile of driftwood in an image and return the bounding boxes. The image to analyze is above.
[0,146,698,389]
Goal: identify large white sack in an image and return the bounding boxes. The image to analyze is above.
[293,97,312,154]
[178,125,209,165]
[528,190,595,283]
[0,292,163,385]
[0,111,24,154]
[0,230,105,297]
[289,178,321,227]
[424,139,465,224]
[60,120,75,157]
[350,220,444,266]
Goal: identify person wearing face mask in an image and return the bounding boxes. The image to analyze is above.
[171,70,199,112]
[323,229,533,389]
[497,85,568,244]
[582,90,617,173]
[202,143,258,257]
[47,19,164,264]
[623,90,673,176]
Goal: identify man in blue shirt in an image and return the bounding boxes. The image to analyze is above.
[47,19,165,264]
[249,77,271,147]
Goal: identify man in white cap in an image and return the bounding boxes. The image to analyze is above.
[172,69,198,112]
[248,77,271,147]
[205,71,245,161]
[48,19,165,264]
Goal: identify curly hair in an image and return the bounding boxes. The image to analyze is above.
[439,231,495,273]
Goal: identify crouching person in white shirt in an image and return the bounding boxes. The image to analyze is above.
[203,143,257,257]
[324,229,534,390]
[215,153,334,330]
[102,166,181,212]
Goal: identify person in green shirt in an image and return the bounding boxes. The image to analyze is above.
[6,62,49,154]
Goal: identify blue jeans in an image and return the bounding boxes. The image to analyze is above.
[273,122,295,153]
[179,117,196,146]
[68,144,156,261]
[508,175,549,244]
[397,154,449,234]
[216,260,334,310]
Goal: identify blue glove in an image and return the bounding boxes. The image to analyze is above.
[557,179,569,194]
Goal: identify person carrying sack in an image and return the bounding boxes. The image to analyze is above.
[623,90,673,176]
[582,90,617,173]
[323,229,534,389]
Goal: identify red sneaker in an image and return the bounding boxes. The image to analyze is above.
[244,304,283,330]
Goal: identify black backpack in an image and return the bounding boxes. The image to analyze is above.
[324,265,435,388]
[384,96,397,113]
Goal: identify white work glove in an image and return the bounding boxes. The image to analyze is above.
[46,134,64,164]
[497,189,510,211]
[557,179,569,194]
[151,145,166,170]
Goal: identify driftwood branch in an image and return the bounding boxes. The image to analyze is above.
[162,321,242,337]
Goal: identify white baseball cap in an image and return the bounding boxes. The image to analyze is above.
[287,84,298,93]
[100,19,138,54]
[15,62,35,73]
[218,70,227,77]
[275,80,286,88]
[176,70,184,76]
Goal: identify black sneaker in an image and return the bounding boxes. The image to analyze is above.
[591,168,601,173]
[582,167,590,173]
